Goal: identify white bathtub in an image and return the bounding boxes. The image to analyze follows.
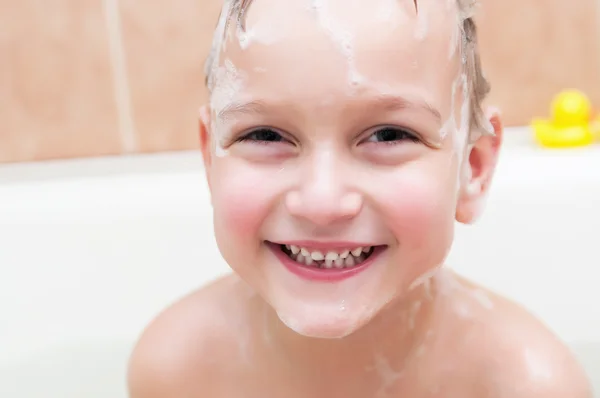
[0,128,598,397]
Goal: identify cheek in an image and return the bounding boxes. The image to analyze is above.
[211,162,277,242]
[378,168,456,248]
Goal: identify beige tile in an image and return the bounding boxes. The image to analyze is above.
[4,0,597,164]
[119,0,222,153]
[476,0,600,126]
[0,0,122,163]
[88,0,600,153]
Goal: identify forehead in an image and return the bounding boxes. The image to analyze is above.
[213,0,461,113]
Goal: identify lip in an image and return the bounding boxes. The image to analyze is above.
[267,241,385,283]
[272,240,379,251]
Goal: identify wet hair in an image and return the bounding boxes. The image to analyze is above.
[203,0,491,137]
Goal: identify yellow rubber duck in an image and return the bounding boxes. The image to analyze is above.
[532,90,595,148]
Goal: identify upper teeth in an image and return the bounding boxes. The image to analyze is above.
[288,245,369,260]
[284,245,372,268]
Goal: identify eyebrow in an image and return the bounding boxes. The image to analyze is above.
[217,94,442,124]
[369,94,442,124]
[217,100,267,122]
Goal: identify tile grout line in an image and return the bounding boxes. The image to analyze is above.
[103,0,138,154]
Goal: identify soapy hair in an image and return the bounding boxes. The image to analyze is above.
[203,0,491,137]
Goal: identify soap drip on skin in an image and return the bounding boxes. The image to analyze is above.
[439,77,458,141]
[210,59,248,157]
[408,300,422,330]
[408,270,495,322]
[447,0,465,60]
[309,0,364,88]
[448,21,461,60]
[206,0,253,158]
[206,0,234,94]
[413,0,430,41]
[372,353,403,398]
[437,272,495,318]
[438,71,470,197]
[364,291,437,397]
[408,266,441,301]
[441,73,470,154]
[235,8,288,50]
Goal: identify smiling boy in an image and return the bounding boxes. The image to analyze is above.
[128,1,591,397]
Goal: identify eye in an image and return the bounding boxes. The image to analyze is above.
[237,128,287,144]
[365,127,420,144]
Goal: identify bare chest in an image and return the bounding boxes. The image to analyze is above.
[205,358,482,398]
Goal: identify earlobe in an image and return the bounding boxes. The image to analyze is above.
[456,108,503,224]
[198,106,213,191]
[199,106,212,169]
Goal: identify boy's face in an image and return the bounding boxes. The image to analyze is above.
[200,0,502,338]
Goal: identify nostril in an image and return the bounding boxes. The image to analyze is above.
[339,192,363,215]
[285,190,362,225]
[284,191,303,215]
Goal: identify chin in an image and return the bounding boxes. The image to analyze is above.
[274,300,381,339]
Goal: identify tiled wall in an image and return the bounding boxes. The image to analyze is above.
[1,0,599,163]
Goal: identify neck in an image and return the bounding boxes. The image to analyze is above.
[262,277,441,384]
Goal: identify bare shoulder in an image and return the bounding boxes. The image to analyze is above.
[462,281,593,398]
[127,274,254,398]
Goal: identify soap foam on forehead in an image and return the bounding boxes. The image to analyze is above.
[210,58,248,157]
[309,0,365,87]
[210,59,247,117]
[213,0,468,89]
[235,1,295,49]
[207,0,482,160]
[206,0,234,93]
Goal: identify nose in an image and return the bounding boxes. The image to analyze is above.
[284,150,363,226]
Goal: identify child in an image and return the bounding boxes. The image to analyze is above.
[128,0,592,396]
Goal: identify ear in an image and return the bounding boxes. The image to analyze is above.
[199,105,213,189]
[456,108,503,224]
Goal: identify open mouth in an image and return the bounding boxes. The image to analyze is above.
[277,243,378,270]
